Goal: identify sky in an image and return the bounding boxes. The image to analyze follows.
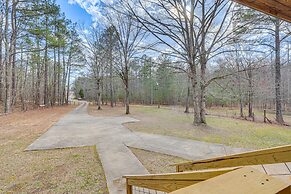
[55,0,95,27]
[55,0,112,28]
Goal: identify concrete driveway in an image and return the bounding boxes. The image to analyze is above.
[27,102,246,193]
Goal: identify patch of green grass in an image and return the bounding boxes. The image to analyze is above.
[127,106,291,149]
[71,154,81,158]
[207,107,291,124]
[133,105,171,114]
[207,116,291,148]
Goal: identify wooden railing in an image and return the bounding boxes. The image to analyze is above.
[124,144,291,194]
[175,144,291,172]
[124,167,239,193]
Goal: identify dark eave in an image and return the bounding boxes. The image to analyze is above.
[233,0,291,22]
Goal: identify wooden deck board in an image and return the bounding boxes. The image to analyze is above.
[169,167,290,194]
[125,145,291,193]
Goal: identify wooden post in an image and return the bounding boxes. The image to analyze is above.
[264,109,267,123]
[176,165,180,172]
[127,182,133,194]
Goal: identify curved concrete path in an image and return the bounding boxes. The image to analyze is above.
[27,102,246,193]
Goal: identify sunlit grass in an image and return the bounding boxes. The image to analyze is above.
[125,105,291,149]
[207,106,291,124]
[206,116,291,148]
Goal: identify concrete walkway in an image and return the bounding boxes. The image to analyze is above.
[26,102,149,193]
[27,102,246,193]
[26,102,139,150]
[126,132,247,160]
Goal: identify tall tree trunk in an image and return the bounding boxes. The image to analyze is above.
[150,64,153,105]
[3,0,8,113]
[52,47,56,106]
[124,59,130,114]
[185,76,190,113]
[239,96,244,117]
[236,51,244,117]
[109,47,114,108]
[188,3,200,125]
[31,55,35,106]
[11,4,16,107]
[58,46,61,104]
[188,39,200,124]
[200,56,207,124]
[199,1,207,125]
[61,47,66,105]
[66,65,71,104]
[4,0,12,113]
[43,1,49,106]
[96,79,102,110]
[36,38,41,106]
[64,53,71,105]
[44,43,48,106]
[124,63,130,114]
[125,82,130,114]
[101,79,104,105]
[200,69,206,124]
[0,1,3,103]
[190,65,200,125]
[248,70,253,118]
[20,48,28,111]
[275,19,284,124]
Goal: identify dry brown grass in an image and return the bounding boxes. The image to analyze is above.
[130,148,188,174]
[0,106,108,194]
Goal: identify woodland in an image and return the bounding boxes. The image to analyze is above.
[1,0,291,125]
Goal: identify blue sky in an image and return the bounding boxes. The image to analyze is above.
[55,0,93,27]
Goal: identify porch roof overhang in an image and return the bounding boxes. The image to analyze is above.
[233,0,291,22]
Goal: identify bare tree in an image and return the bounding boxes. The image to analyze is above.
[274,18,284,124]
[107,13,146,114]
[4,0,14,113]
[119,0,237,124]
[101,26,118,107]
[0,0,4,102]
[83,27,108,110]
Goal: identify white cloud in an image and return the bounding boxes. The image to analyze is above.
[68,0,111,24]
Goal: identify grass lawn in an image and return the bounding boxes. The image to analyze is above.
[207,106,291,124]
[3,104,290,192]
[90,104,291,149]
[130,148,188,174]
[0,106,108,194]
